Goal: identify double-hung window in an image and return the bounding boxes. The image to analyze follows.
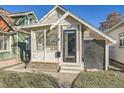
[0,35,10,51]
[119,33,124,47]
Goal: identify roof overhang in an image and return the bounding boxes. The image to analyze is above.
[0,14,15,31]
[20,24,52,31]
[0,30,16,35]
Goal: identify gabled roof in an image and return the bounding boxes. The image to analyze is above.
[0,8,31,34]
[49,6,116,43]
[23,5,116,43]
[9,11,38,22]
[0,13,15,31]
[38,5,67,24]
[107,20,124,34]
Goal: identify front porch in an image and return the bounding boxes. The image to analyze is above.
[30,24,83,72]
[29,23,109,73]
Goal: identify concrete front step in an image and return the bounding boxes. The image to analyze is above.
[60,70,81,73]
[60,63,81,67]
[61,66,82,71]
[28,62,59,72]
[60,63,82,73]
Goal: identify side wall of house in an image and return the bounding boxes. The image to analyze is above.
[0,32,30,61]
[0,50,12,61]
[108,23,124,64]
[0,34,17,61]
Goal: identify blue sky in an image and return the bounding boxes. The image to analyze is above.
[0,5,124,27]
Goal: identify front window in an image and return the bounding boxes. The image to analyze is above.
[46,28,58,51]
[119,33,124,47]
[0,35,10,51]
[35,31,44,51]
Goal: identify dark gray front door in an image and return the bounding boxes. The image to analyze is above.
[84,40,105,69]
[63,30,76,62]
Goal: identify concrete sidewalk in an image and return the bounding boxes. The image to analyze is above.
[0,59,22,70]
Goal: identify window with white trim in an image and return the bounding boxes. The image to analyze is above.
[46,28,58,51]
[0,35,10,51]
[119,33,124,47]
[35,31,44,51]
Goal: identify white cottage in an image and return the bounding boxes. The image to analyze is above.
[23,6,116,73]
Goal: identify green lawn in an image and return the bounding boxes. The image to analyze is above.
[0,71,59,88]
[72,70,124,88]
[0,70,124,88]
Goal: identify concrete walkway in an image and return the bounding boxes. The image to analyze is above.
[2,63,79,88]
[0,59,22,70]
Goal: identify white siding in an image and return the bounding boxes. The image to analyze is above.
[109,24,124,64]
[40,8,65,24]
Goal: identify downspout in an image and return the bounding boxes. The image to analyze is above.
[105,41,116,70]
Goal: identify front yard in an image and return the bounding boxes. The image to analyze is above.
[0,70,124,88]
[72,70,124,88]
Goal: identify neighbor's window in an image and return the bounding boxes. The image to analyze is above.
[35,31,44,51]
[119,33,124,47]
[0,35,10,51]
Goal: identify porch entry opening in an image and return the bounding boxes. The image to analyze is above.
[63,30,76,62]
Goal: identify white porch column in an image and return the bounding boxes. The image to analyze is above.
[76,25,79,63]
[58,25,62,62]
[31,30,33,61]
[105,45,109,70]
[10,35,12,58]
[79,25,83,64]
[44,29,46,62]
